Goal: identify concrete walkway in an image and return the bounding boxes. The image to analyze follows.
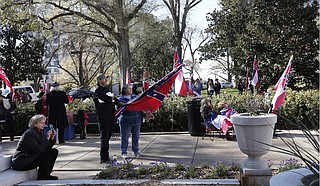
[1,130,316,182]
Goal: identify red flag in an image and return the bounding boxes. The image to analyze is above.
[0,67,13,93]
[173,50,188,96]
[115,65,182,117]
[271,56,293,112]
[251,56,258,87]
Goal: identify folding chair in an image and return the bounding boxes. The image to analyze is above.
[201,121,223,141]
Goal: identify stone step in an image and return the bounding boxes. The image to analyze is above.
[0,155,12,172]
[0,155,38,186]
[0,168,37,186]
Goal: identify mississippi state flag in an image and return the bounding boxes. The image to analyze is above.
[173,50,188,96]
[115,65,182,117]
[0,67,13,93]
[271,56,293,112]
[251,56,258,87]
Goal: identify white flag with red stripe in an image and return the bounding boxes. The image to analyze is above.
[173,50,188,96]
[0,67,13,93]
[251,55,258,86]
[271,56,293,112]
[125,68,130,84]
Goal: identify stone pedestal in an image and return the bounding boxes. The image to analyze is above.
[240,168,272,186]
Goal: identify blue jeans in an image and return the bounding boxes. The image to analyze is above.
[119,112,142,155]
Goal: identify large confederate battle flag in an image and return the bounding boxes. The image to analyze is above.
[115,65,182,117]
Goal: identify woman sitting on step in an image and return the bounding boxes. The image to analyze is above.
[11,114,59,180]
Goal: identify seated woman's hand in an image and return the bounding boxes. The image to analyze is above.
[46,130,52,140]
[51,129,56,139]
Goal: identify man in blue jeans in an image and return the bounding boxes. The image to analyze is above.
[118,84,143,159]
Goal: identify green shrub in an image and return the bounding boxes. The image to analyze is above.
[14,102,36,135]
[10,89,318,135]
[277,89,319,129]
[141,95,189,132]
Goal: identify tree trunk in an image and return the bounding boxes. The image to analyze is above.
[118,27,131,87]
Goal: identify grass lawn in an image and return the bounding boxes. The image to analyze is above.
[201,88,239,97]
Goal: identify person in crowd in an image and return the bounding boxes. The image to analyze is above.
[35,92,48,117]
[39,86,45,93]
[214,78,221,97]
[23,90,32,103]
[0,92,16,141]
[200,98,233,140]
[13,89,22,104]
[207,78,214,97]
[248,77,254,94]
[93,73,123,165]
[194,78,203,95]
[218,101,238,118]
[118,84,143,160]
[11,114,58,180]
[237,80,244,95]
[46,82,69,144]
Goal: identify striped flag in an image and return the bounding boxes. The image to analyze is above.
[173,50,188,96]
[0,67,13,93]
[271,56,293,112]
[251,55,258,87]
[125,68,130,84]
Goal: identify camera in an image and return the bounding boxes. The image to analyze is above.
[48,124,54,132]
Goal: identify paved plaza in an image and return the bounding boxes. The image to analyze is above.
[1,130,316,181]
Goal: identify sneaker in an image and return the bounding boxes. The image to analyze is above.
[132,151,142,157]
[121,154,128,159]
[101,161,111,168]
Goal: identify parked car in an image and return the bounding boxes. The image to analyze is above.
[220,82,233,88]
[67,88,95,100]
[1,85,38,102]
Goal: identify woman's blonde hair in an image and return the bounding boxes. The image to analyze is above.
[28,114,46,128]
[217,101,227,109]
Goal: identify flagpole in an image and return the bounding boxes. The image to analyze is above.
[171,94,174,132]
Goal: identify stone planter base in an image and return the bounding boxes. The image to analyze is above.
[240,168,272,186]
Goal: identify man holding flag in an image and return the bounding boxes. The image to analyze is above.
[271,56,293,112]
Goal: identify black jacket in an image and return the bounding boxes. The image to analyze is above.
[0,98,16,117]
[46,90,69,128]
[94,84,120,120]
[11,128,55,170]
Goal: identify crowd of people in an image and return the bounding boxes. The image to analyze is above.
[193,78,221,97]
[7,73,260,180]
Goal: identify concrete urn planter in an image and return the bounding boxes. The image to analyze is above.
[231,113,277,169]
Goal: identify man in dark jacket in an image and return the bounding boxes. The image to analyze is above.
[94,73,122,165]
[0,92,16,141]
[11,114,58,180]
[46,82,69,144]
